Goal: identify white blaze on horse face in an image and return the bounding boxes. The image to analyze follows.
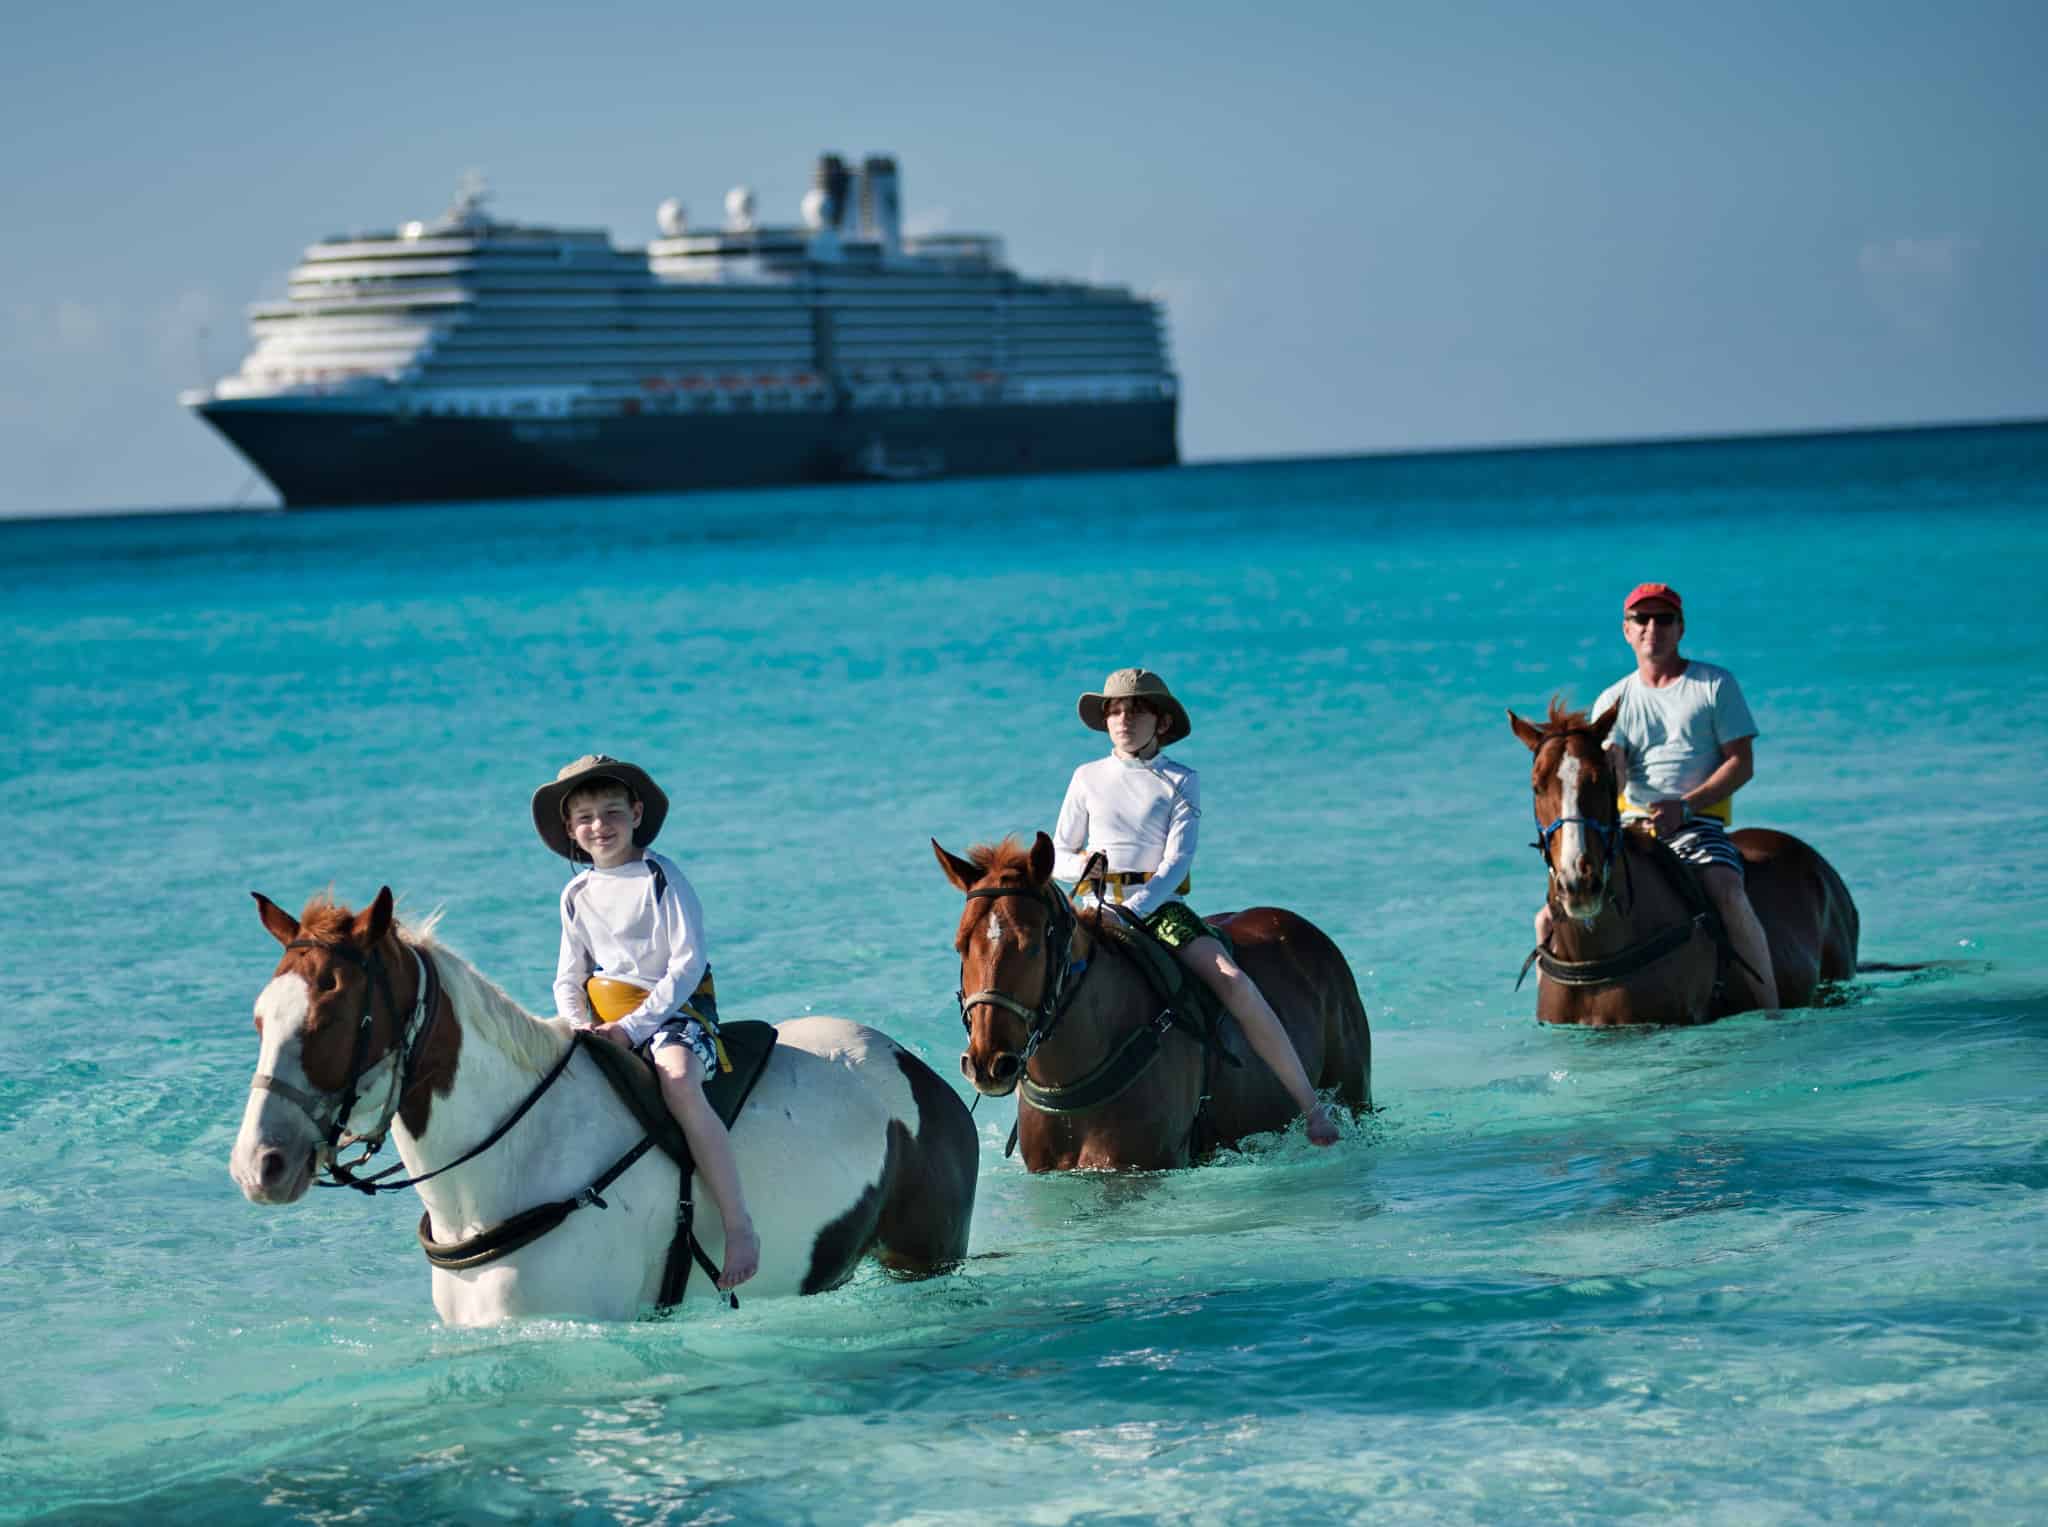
[984,909,1005,946]
[230,973,323,1202]
[1555,751,1587,878]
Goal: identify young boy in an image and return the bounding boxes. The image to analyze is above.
[1053,669,1339,1146]
[532,753,759,1290]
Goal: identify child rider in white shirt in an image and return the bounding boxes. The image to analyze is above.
[534,754,759,1290]
[1053,670,1339,1146]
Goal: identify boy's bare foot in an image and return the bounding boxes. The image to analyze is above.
[1304,1103,1340,1147]
[717,1219,760,1290]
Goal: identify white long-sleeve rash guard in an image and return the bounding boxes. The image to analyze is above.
[551,850,708,1045]
[1051,753,1202,919]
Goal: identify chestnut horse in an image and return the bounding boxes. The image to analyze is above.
[1509,700,1860,1025]
[933,833,1371,1170]
[229,889,978,1324]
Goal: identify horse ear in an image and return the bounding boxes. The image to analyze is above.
[353,886,396,947]
[1591,702,1621,747]
[1508,709,1545,753]
[932,839,981,893]
[1029,831,1056,885]
[252,892,299,946]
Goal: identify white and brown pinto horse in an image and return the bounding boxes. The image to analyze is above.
[934,834,1371,1170]
[1510,700,1860,1025]
[229,889,978,1324]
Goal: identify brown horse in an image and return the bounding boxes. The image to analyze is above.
[1509,700,1860,1025]
[933,832,1371,1170]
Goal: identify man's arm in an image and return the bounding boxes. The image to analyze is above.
[1646,737,1753,834]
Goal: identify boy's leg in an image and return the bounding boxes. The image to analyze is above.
[1174,934,1338,1146]
[651,1044,761,1289]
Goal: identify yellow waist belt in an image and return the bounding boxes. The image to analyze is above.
[583,971,730,1072]
[1619,792,1732,826]
[1075,869,1193,904]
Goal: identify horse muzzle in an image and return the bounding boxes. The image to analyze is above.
[230,1125,321,1205]
[1555,877,1608,923]
[960,1047,1022,1097]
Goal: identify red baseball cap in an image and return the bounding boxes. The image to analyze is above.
[1623,582,1682,613]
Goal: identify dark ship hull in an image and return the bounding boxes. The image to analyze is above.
[197,397,1178,508]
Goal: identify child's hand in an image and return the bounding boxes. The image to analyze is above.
[1304,1103,1340,1147]
[590,1022,635,1050]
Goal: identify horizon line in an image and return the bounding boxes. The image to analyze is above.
[6,411,2043,528]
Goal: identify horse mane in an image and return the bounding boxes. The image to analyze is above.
[295,893,570,1076]
[967,836,1038,884]
[1543,695,1594,737]
[401,913,572,1076]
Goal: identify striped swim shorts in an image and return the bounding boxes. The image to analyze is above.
[1665,817,1745,877]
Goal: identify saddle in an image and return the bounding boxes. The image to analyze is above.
[577,1019,777,1159]
[1095,904,1248,1067]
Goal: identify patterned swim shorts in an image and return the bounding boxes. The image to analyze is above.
[1144,900,1216,949]
[639,985,723,1071]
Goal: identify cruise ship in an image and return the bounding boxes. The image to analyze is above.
[184,155,1179,506]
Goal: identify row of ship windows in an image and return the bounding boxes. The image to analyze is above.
[411,382,1175,420]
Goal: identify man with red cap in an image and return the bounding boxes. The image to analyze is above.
[1535,583,1778,1011]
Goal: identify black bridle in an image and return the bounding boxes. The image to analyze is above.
[955,881,1089,1064]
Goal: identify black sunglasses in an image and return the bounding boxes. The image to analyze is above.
[1627,611,1679,627]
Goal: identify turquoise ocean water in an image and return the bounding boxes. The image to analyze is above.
[3,423,2046,1523]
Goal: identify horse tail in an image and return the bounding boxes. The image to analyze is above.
[1281,912,1373,1113]
[1808,842,1861,980]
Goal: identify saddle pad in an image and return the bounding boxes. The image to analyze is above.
[577,1020,779,1168]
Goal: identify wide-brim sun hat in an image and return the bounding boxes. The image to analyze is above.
[531,754,669,861]
[1077,668,1192,746]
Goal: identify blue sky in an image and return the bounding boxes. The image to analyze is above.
[3,0,2042,515]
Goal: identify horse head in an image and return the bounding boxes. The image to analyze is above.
[932,832,1088,1097]
[230,887,422,1204]
[1510,699,1624,924]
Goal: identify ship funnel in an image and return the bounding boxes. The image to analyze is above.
[859,155,902,256]
[811,154,852,231]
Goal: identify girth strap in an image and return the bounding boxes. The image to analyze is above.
[1517,915,1707,990]
[417,1135,657,1270]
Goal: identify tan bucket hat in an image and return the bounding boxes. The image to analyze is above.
[531,754,669,861]
[1077,668,1191,746]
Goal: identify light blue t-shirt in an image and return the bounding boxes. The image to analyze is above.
[1594,661,1757,817]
